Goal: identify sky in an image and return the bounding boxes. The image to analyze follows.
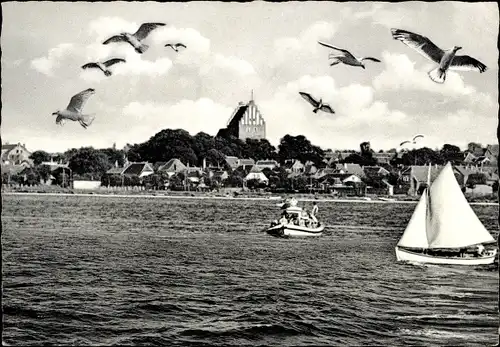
[1,1,498,153]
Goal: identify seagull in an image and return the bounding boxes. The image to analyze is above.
[299,92,335,114]
[103,22,166,54]
[52,88,96,129]
[318,41,381,69]
[399,134,424,147]
[390,28,487,84]
[165,43,187,52]
[81,58,126,76]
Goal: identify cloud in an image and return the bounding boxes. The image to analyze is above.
[122,97,234,140]
[30,43,74,76]
[272,21,337,66]
[211,54,256,76]
[259,75,409,150]
[372,51,493,107]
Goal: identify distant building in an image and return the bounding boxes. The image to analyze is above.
[217,94,266,141]
[1,142,33,166]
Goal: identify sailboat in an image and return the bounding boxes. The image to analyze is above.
[395,162,497,265]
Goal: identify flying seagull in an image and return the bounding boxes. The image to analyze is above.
[390,28,487,84]
[299,92,335,114]
[400,134,424,147]
[52,88,96,129]
[318,41,381,69]
[81,58,126,76]
[165,43,187,52]
[103,22,166,54]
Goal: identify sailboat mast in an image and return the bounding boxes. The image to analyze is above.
[426,163,431,187]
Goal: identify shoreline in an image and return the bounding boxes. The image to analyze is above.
[2,191,498,206]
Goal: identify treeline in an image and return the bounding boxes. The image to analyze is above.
[12,128,489,186]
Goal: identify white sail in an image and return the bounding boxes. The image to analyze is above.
[397,189,429,248]
[426,162,495,248]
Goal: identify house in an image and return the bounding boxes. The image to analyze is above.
[283,159,304,173]
[156,158,187,177]
[224,156,255,170]
[185,166,204,178]
[303,161,318,175]
[462,152,477,165]
[210,170,229,182]
[373,152,395,165]
[334,163,366,179]
[484,144,499,165]
[399,165,444,195]
[1,142,33,166]
[255,159,279,170]
[363,165,390,177]
[106,162,154,178]
[313,168,336,180]
[318,173,363,187]
[453,165,479,187]
[244,165,269,183]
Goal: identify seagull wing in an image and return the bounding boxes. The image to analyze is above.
[299,92,319,107]
[319,104,335,114]
[449,55,487,73]
[412,134,424,141]
[176,43,187,48]
[360,57,381,63]
[400,141,411,146]
[104,58,126,67]
[390,28,444,64]
[66,88,95,113]
[81,62,99,70]
[133,22,166,41]
[103,35,127,45]
[318,41,354,58]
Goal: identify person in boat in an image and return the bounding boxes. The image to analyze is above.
[475,244,485,257]
[279,214,288,226]
[311,202,319,223]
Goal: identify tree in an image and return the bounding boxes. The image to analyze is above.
[467,142,483,153]
[278,134,324,166]
[205,148,226,168]
[244,138,278,161]
[68,147,112,178]
[401,147,444,166]
[99,148,126,167]
[29,150,51,165]
[440,143,463,164]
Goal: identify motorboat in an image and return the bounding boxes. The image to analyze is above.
[266,198,325,238]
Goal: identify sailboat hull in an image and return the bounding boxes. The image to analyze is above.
[395,247,497,265]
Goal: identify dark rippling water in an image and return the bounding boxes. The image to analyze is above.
[2,194,499,346]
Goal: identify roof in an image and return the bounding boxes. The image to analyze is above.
[343,163,365,177]
[408,165,444,183]
[255,160,278,165]
[486,144,499,156]
[284,159,304,169]
[123,162,153,176]
[106,167,125,175]
[153,161,167,171]
[2,144,17,151]
[158,158,186,172]
[238,158,255,166]
[373,152,394,163]
[249,165,262,173]
[225,156,239,168]
[363,166,390,177]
